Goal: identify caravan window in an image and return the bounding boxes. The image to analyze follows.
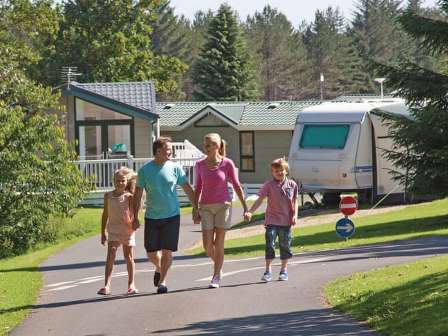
[299,124,350,149]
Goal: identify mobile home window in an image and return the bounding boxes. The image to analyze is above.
[299,125,350,149]
[240,131,255,172]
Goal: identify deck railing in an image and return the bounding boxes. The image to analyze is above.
[171,140,204,159]
[74,157,200,190]
[75,141,204,190]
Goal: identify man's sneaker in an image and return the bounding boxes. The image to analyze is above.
[153,271,161,287]
[261,271,272,282]
[278,271,288,281]
[157,284,168,294]
[209,275,220,288]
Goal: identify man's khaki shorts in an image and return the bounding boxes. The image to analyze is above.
[199,202,232,230]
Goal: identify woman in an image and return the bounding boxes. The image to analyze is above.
[193,133,247,288]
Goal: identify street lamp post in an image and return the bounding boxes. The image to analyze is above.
[320,73,324,101]
[374,78,386,99]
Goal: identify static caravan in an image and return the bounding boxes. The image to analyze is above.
[288,101,410,204]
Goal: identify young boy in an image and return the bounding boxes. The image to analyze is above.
[244,158,298,281]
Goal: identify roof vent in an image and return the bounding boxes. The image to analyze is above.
[163,103,175,109]
[268,102,280,109]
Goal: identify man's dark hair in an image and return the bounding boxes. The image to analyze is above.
[153,136,172,155]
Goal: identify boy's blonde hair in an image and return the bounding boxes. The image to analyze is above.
[204,133,226,157]
[271,158,289,172]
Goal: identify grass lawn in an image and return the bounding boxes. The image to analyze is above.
[325,255,448,336]
[186,198,448,258]
[0,208,102,336]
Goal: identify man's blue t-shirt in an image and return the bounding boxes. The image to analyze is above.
[136,160,187,219]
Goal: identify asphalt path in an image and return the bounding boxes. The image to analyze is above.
[12,205,448,336]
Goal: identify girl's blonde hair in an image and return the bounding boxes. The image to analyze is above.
[115,166,137,193]
[204,133,226,157]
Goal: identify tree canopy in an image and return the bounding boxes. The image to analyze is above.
[0,49,89,257]
[378,0,448,196]
[45,0,187,99]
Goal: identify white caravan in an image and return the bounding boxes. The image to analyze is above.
[288,100,409,204]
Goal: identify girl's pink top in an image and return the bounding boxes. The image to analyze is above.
[107,191,134,237]
[194,157,241,204]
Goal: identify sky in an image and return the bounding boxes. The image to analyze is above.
[170,0,438,27]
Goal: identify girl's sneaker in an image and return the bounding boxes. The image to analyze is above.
[278,271,288,281]
[97,287,110,295]
[209,275,220,288]
[261,271,272,282]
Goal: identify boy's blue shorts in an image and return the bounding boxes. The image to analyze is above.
[265,225,292,260]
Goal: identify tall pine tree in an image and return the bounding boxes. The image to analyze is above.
[245,5,313,100]
[152,1,192,64]
[351,0,413,91]
[191,4,257,101]
[377,0,448,196]
[304,7,366,98]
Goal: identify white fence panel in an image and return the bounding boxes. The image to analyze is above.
[75,157,199,193]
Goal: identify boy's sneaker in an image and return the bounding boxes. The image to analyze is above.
[278,271,288,281]
[157,284,168,294]
[209,275,220,288]
[261,271,272,282]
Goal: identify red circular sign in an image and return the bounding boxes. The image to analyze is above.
[340,196,357,216]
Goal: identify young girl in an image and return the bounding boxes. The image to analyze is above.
[244,158,298,282]
[98,168,138,295]
[194,133,247,288]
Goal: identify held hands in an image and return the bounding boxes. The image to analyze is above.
[101,232,107,245]
[132,218,140,230]
[192,207,201,224]
[244,211,252,222]
[292,214,297,226]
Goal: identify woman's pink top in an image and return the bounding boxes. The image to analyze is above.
[107,192,134,237]
[194,157,241,204]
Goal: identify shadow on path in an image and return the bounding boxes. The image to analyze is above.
[1,282,265,314]
[300,237,448,264]
[153,309,377,335]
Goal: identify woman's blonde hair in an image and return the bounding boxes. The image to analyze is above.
[204,133,226,157]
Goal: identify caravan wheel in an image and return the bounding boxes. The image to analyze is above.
[322,192,341,206]
[358,189,373,205]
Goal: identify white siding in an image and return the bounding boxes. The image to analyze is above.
[134,119,153,157]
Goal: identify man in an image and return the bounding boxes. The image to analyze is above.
[133,137,197,294]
